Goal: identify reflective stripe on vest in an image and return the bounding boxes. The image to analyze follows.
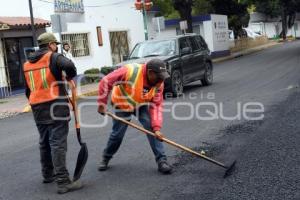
[40,68,49,89]
[28,71,35,91]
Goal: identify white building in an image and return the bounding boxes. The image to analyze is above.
[51,1,145,74]
[0,0,146,98]
[148,14,230,58]
[0,17,49,98]
[248,12,300,39]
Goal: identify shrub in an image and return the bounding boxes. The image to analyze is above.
[100,66,116,75]
[84,68,100,83]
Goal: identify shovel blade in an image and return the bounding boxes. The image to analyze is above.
[73,143,88,181]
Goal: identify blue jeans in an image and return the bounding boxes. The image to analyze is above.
[103,106,167,163]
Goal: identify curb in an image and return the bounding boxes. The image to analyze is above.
[212,42,281,63]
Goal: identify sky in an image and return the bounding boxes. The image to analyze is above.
[0,0,133,20]
[0,0,52,19]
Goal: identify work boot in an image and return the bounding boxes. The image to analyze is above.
[98,158,110,171]
[158,160,173,174]
[42,176,55,184]
[57,180,83,194]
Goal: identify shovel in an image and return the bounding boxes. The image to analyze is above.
[106,111,236,178]
[67,80,88,181]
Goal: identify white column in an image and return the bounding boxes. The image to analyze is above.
[0,39,9,98]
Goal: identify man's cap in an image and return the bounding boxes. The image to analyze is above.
[37,32,61,46]
[146,59,170,80]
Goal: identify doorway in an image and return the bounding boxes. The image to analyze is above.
[3,37,33,91]
[109,31,129,65]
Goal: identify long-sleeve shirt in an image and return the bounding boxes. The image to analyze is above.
[98,64,164,131]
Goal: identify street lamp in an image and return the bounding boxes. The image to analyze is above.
[135,0,153,40]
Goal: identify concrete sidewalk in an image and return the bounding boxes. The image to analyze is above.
[0,41,281,119]
[0,82,98,119]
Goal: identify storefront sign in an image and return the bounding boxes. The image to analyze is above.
[54,0,84,13]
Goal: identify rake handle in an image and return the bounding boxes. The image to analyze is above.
[106,112,227,169]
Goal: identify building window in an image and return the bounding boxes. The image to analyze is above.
[61,33,90,57]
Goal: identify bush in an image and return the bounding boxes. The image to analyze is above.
[84,68,100,83]
[100,66,116,75]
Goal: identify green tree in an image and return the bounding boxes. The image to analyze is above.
[192,0,214,15]
[152,0,179,19]
[154,0,250,37]
[248,0,300,39]
[209,0,249,38]
[172,0,194,33]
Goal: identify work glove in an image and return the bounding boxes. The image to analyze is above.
[97,104,107,116]
[154,131,164,142]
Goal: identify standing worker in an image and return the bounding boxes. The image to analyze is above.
[97,59,173,174]
[23,33,83,194]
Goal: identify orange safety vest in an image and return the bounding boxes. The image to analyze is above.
[23,52,60,105]
[111,63,160,111]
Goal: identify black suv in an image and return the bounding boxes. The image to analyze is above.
[115,34,213,95]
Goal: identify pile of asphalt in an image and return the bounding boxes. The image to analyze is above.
[156,90,300,200]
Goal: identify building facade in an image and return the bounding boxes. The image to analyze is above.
[148,14,230,58]
[0,17,49,98]
[0,0,146,98]
[248,12,300,39]
[49,0,145,74]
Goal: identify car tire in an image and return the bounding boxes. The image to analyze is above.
[201,62,213,86]
[171,70,183,96]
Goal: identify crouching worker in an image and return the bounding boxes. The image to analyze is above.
[97,59,173,174]
[23,33,83,194]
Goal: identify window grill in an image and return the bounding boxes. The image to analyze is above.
[61,33,90,57]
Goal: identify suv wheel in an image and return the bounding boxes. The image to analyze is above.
[201,62,213,86]
[171,70,183,96]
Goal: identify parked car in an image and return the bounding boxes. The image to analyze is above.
[115,34,213,96]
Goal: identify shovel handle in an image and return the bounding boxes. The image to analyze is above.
[65,80,83,145]
[106,112,227,169]
[67,80,80,129]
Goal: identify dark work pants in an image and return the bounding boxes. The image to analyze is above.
[103,106,167,163]
[36,121,71,185]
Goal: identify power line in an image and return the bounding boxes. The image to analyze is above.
[36,0,131,8]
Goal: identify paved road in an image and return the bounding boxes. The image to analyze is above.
[0,41,299,200]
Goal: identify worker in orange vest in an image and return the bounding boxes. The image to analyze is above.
[97,59,172,174]
[23,33,82,194]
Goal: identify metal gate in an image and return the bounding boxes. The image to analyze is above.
[109,31,129,65]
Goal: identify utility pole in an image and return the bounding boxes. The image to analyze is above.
[28,0,37,46]
[142,0,149,40]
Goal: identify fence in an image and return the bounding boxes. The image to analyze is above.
[230,36,270,53]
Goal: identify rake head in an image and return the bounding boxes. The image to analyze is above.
[223,161,236,178]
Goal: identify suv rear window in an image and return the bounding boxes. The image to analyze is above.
[179,38,190,50]
[188,36,201,52]
[195,36,208,49]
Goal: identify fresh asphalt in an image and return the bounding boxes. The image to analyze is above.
[0,41,299,200]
